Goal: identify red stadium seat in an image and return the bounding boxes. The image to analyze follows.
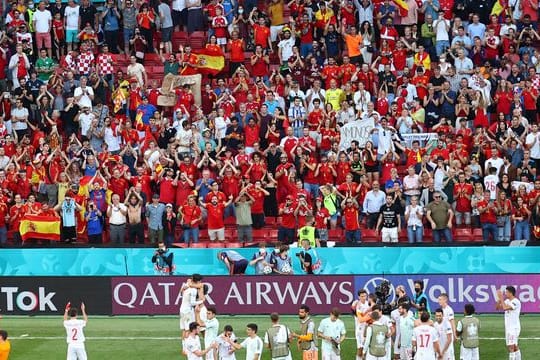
[362,229,378,243]
[207,242,225,248]
[398,228,408,243]
[472,228,484,242]
[423,228,433,243]
[267,229,278,241]
[190,243,206,248]
[454,228,473,242]
[225,242,242,248]
[328,229,344,242]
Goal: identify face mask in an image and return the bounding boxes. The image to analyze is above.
[29,4,34,8]
[440,59,446,63]
[415,288,421,293]
[238,8,244,13]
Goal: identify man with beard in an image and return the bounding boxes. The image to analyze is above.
[291,305,317,358]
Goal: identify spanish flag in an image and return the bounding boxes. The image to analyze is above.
[194,47,225,76]
[112,87,126,114]
[491,0,507,16]
[135,109,144,129]
[78,175,93,198]
[20,214,61,242]
[393,0,409,17]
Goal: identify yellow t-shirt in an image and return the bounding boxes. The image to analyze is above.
[268,1,284,26]
[0,341,11,360]
[326,88,344,111]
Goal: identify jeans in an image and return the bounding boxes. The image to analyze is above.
[293,126,303,138]
[224,203,235,218]
[345,229,361,243]
[482,223,498,242]
[497,216,511,242]
[436,40,450,56]
[432,228,453,243]
[304,183,320,202]
[455,211,471,226]
[407,225,423,243]
[183,227,199,243]
[514,220,530,241]
[0,226,6,245]
[164,234,175,247]
[300,43,313,58]
[278,227,296,244]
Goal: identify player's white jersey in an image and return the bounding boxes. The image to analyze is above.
[64,319,86,345]
[216,333,237,360]
[441,305,455,340]
[434,319,454,360]
[413,324,439,360]
[204,317,219,349]
[185,334,204,360]
[504,298,521,331]
[352,300,371,327]
[180,284,199,314]
[241,336,264,360]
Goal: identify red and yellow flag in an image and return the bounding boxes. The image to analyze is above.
[194,47,225,75]
[20,214,61,241]
[112,87,126,114]
[393,0,409,17]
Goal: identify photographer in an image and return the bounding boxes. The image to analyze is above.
[85,200,103,244]
[296,238,322,274]
[152,241,174,275]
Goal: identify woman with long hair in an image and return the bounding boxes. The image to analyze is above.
[362,140,378,183]
[495,190,512,242]
[494,79,513,119]
[472,91,489,128]
[360,21,374,65]
[512,196,530,241]
[470,182,485,228]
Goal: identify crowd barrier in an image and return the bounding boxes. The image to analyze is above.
[2,274,540,315]
[0,247,538,276]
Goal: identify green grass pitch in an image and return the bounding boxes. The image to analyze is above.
[2,315,540,359]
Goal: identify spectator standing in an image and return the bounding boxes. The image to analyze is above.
[125,189,145,244]
[107,194,128,244]
[158,0,174,54]
[426,190,454,242]
[202,194,233,242]
[121,0,137,55]
[376,193,401,243]
[146,193,166,244]
[101,0,121,54]
[54,195,82,243]
[341,196,361,244]
[179,195,202,244]
[162,203,177,247]
[85,200,103,244]
[363,181,386,229]
[33,1,53,58]
[404,196,424,243]
[235,189,254,244]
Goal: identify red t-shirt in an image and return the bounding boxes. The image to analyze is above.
[207,202,225,230]
[181,204,202,227]
[454,182,473,212]
[229,39,245,62]
[159,178,177,204]
[478,199,497,224]
[342,206,360,230]
[315,208,330,229]
[248,188,265,214]
[279,204,296,229]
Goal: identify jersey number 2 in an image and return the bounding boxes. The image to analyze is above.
[71,328,78,341]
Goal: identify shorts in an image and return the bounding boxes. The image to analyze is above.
[179,309,195,330]
[399,346,413,360]
[270,25,285,42]
[381,227,398,243]
[506,329,520,346]
[36,32,52,48]
[365,163,379,173]
[232,259,248,274]
[321,350,341,360]
[355,324,366,348]
[67,344,87,360]
[459,345,479,360]
[208,228,225,241]
[161,26,173,42]
[66,29,79,43]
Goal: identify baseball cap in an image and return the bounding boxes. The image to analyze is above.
[286,195,294,200]
[166,203,173,208]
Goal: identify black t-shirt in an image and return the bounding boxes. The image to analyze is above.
[510,124,525,138]
[379,203,400,228]
[61,103,80,130]
[429,75,446,90]
[80,5,97,29]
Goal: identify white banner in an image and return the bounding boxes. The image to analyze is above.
[401,133,439,147]
[339,119,375,150]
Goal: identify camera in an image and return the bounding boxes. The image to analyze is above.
[157,248,166,255]
[374,279,393,315]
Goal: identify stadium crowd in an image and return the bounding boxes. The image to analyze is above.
[0,0,540,246]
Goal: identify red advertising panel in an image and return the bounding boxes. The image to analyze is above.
[111,276,355,315]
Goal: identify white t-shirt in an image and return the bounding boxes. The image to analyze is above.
[484,175,500,200]
[33,9,52,33]
[64,5,80,30]
[413,324,439,359]
[318,317,346,353]
[204,317,219,349]
[525,132,540,159]
[185,335,204,360]
[441,305,455,342]
[104,126,121,152]
[485,157,504,176]
[108,203,127,225]
[64,319,86,345]
[405,204,423,227]
[216,333,237,360]
[180,285,198,315]
[504,298,521,332]
[434,319,453,352]
[74,86,94,109]
[11,107,29,131]
[434,19,450,41]
[278,37,295,62]
[241,336,264,360]
[78,112,95,137]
